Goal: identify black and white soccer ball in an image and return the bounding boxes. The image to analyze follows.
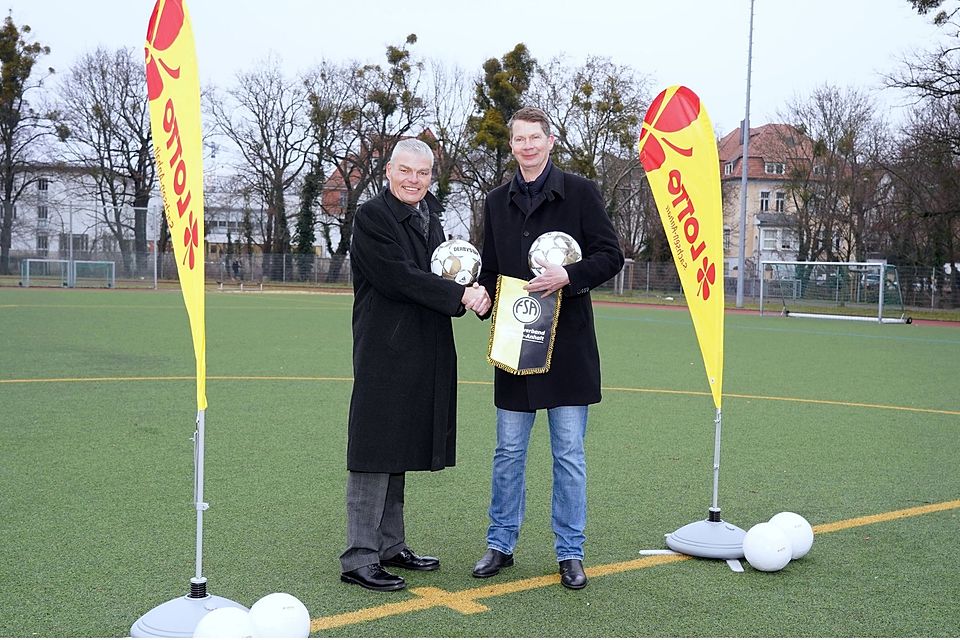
[528,231,582,277]
[430,239,481,285]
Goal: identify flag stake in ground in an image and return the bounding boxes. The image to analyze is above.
[639,85,745,558]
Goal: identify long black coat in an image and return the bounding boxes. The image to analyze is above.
[478,166,624,411]
[348,188,466,472]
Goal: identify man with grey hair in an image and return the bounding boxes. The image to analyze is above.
[340,137,490,592]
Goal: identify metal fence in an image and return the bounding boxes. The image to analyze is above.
[5,250,958,310]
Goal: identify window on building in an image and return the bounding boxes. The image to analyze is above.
[812,164,824,176]
[764,162,785,175]
[723,228,731,251]
[60,233,89,252]
[759,191,770,212]
[780,229,795,250]
[37,178,49,191]
[37,205,48,220]
[724,162,733,176]
[775,192,785,212]
[338,191,348,209]
[36,234,48,255]
[761,229,777,251]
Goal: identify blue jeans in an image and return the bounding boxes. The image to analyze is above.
[486,405,588,561]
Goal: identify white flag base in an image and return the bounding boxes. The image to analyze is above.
[130,579,247,637]
[665,511,746,559]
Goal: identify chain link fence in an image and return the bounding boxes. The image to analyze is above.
[5,249,958,311]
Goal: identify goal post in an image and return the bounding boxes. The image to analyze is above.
[20,259,116,289]
[760,261,911,324]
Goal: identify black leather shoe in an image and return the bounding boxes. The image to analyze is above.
[559,559,588,589]
[340,563,406,591]
[472,549,514,578]
[383,548,440,571]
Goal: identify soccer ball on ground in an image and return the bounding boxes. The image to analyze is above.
[248,592,311,638]
[431,239,481,285]
[742,522,792,572]
[193,606,253,638]
[528,231,582,277]
[768,511,814,559]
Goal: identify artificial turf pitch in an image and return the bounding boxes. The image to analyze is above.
[1,287,958,637]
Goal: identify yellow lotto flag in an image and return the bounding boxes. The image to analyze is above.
[145,0,206,410]
[639,86,724,409]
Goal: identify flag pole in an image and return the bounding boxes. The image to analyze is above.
[665,406,744,559]
[191,409,209,596]
[131,1,244,634]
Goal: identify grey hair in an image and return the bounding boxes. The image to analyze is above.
[390,138,434,164]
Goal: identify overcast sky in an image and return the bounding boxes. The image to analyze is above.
[13,0,952,136]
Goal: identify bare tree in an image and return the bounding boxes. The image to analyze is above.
[307,35,428,281]
[423,58,475,239]
[54,47,154,275]
[777,85,883,263]
[0,15,53,275]
[879,99,960,302]
[208,55,311,279]
[531,55,651,258]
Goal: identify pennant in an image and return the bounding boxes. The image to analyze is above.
[487,276,561,375]
[639,86,724,409]
[146,0,206,410]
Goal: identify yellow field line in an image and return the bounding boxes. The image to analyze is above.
[311,499,960,632]
[2,375,957,416]
[604,386,960,416]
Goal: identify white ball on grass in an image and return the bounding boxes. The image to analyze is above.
[769,511,814,559]
[193,606,254,638]
[743,522,792,572]
[248,592,311,638]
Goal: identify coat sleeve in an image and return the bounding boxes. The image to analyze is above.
[563,178,625,298]
[476,196,499,321]
[352,200,465,317]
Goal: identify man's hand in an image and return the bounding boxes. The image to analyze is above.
[524,257,570,297]
[462,282,492,316]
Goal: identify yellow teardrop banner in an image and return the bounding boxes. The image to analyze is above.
[639,86,724,409]
[145,0,206,410]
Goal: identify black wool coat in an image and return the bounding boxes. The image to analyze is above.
[478,166,625,412]
[347,188,466,472]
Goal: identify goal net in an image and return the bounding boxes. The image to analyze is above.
[760,261,910,324]
[20,259,116,289]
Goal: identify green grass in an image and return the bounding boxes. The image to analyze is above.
[1,287,958,637]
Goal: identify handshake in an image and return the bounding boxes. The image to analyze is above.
[461,283,491,317]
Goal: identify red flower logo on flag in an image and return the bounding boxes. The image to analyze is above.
[697,256,716,300]
[145,0,185,100]
[183,210,199,269]
[639,86,700,172]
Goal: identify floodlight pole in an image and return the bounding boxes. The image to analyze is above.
[68,204,75,288]
[736,0,755,308]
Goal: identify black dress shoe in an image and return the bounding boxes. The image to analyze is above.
[340,563,406,591]
[472,549,514,578]
[383,548,440,571]
[559,559,588,589]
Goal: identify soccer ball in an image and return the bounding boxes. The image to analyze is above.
[431,239,481,285]
[769,511,814,559]
[193,606,253,638]
[742,522,792,572]
[528,231,582,277]
[248,592,310,638]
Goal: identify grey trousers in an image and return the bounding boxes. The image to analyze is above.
[339,471,406,572]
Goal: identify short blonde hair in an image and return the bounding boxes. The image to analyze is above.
[507,107,551,137]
